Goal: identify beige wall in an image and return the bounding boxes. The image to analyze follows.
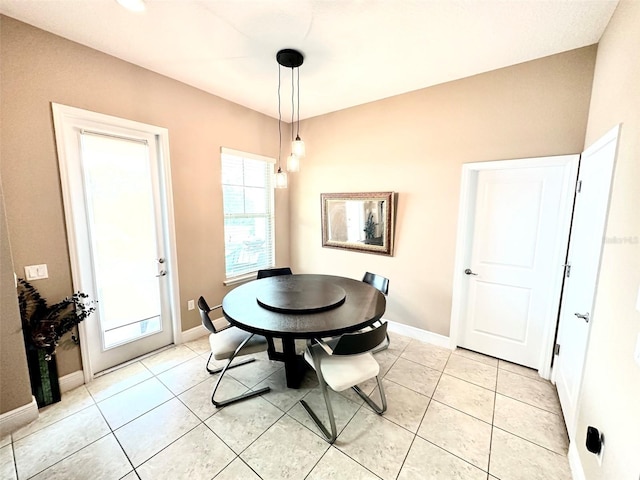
[0,15,289,388]
[576,1,640,478]
[0,179,33,414]
[292,46,597,336]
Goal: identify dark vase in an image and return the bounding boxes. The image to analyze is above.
[25,344,61,408]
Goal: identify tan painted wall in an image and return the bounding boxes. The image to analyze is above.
[576,1,640,478]
[0,179,33,414]
[0,15,290,391]
[292,46,597,336]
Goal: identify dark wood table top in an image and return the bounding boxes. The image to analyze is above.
[222,274,386,339]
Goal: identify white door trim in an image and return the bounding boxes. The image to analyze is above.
[450,155,579,378]
[51,103,182,384]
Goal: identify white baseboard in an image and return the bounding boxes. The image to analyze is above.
[568,441,586,480]
[386,319,451,349]
[0,396,38,436]
[59,370,85,393]
[180,324,209,343]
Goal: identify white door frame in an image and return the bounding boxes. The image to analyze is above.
[450,155,578,379]
[52,103,182,383]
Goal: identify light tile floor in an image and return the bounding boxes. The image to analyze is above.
[1,332,572,480]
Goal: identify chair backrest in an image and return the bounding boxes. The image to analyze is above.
[331,322,388,356]
[257,267,293,279]
[362,272,389,296]
[198,296,218,334]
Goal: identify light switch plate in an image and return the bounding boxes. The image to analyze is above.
[25,264,48,280]
[187,299,195,311]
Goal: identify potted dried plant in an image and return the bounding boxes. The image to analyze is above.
[17,278,96,407]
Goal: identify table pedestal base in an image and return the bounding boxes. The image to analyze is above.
[267,337,308,389]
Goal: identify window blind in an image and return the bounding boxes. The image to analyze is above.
[220,149,275,280]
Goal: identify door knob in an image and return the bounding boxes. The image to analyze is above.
[464,269,478,276]
[574,312,590,323]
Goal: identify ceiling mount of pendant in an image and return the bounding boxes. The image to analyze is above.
[276,49,304,68]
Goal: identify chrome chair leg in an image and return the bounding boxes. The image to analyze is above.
[352,375,387,414]
[211,334,270,408]
[205,352,256,374]
[300,343,338,443]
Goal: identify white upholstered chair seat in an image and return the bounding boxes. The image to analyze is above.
[304,345,380,392]
[210,327,268,361]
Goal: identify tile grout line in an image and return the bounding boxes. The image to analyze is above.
[490,425,570,457]
[392,347,449,479]
[487,360,499,477]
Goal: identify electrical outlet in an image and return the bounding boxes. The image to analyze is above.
[187,299,195,311]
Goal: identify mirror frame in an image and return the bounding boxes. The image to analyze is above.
[321,191,396,256]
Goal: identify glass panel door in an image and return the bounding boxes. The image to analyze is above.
[81,133,164,350]
[52,104,178,378]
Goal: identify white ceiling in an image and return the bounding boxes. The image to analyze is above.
[0,0,618,120]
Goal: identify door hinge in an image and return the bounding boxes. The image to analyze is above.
[576,180,582,193]
[554,343,560,356]
[563,262,571,278]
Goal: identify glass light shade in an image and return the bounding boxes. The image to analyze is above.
[274,168,288,189]
[286,153,300,172]
[116,0,146,12]
[292,135,305,158]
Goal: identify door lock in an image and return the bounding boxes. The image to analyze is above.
[464,268,478,276]
[574,312,590,323]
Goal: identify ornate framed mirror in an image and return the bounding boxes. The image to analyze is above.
[321,192,396,256]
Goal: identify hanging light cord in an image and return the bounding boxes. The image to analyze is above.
[277,63,282,170]
[296,67,301,137]
[290,66,295,142]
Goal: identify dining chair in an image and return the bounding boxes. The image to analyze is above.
[362,272,391,352]
[257,267,293,278]
[257,267,293,357]
[197,296,270,407]
[300,322,388,444]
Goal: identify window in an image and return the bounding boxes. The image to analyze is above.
[221,148,275,281]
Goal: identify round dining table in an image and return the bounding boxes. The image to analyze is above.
[222,274,386,388]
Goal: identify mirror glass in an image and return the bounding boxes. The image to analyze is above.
[321,192,395,256]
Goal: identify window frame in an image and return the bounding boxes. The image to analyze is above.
[220,147,276,284]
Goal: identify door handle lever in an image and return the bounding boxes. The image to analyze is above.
[464,268,478,276]
[156,270,167,277]
[574,312,590,323]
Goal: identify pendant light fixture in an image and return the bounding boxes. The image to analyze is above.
[274,50,290,188]
[276,49,305,175]
[291,67,306,159]
[286,69,299,173]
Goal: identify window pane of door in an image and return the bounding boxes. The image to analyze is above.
[81,133,162,349]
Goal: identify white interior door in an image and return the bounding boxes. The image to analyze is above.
[453,156,578,373]
[553,126,619,438]
[53,104,180,377]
